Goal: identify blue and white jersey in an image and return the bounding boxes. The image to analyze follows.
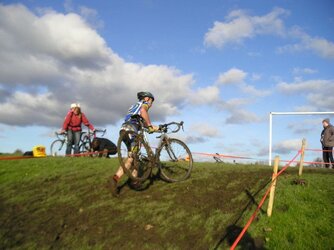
[124,101,149,122]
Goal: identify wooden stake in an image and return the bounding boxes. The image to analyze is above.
[267,156,280,217]
[298,138,307,176]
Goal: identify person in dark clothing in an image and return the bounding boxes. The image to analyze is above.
[91,137,117,158]
[320,118,334,168]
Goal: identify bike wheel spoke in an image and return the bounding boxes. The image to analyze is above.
[50,140,66,157]
[157,138,193,182]
[79,138,91,157]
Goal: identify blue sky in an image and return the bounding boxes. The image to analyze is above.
[0,0,333,164]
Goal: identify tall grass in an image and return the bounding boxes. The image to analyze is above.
[246,169,334,250]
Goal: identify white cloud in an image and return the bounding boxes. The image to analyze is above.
[0,4,270,129]
[211,67,270,124]
[287,119,321,135]
[0,92,61,126]
[0,4,194,127]
[273,139,302,154]
[307,92,334,110]
[225,109,263,124]
[79,6,104,29]
[216,68,271,97]
[0,4,110,79]
[276,79,334,111]
[304,36,334,59]
[277,28,334,59]
[189,123,220,138]
[204,8,288,48]
[205,7,334,59]
[292,67,318,75]
[182,135,207,145]
[63,0,104,28]
[204,17,254,49]
[190,85,220,105]
[216,68,247,85]
[224,98,254,107]
[276,80,330,93]
[241,83,272,97]
[293,105,318,112]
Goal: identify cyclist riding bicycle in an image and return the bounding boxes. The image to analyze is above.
[109,91,159,196]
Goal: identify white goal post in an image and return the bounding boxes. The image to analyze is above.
[269,111,334,166]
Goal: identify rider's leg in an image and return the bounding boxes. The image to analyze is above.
[66,130,74,156]
[114,134,138,180]
[109,157,133,197]
[114,156,134,179]
[110,124,139,195]
[73,131,81,155]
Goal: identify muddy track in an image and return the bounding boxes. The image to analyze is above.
[0,163,272,249]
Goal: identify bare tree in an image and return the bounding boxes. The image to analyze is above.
[13,149,23,155]
[310,157,323,168]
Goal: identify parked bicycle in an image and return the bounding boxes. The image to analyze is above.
[50,129,106,157]
[213,153,224,163]
[117,120,193,183]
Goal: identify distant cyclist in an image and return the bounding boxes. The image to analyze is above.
[109,92,159,196]
[61,103,95,156]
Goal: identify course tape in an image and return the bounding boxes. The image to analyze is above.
[280,159,333,165]
[1,147,331,163]
[0,149,113,160]
[230,150,301,250]
[192,151,252,160]
[0,155,35,161]
[194,149,334,166]
[305,148,334,152]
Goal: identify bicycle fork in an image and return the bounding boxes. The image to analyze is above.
[162,138,178,162]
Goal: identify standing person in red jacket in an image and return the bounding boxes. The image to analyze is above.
[61,104,95,156]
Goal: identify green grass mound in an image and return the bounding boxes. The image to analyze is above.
[0,157,333,249]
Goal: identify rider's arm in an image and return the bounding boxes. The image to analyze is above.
[140,105,152,127]
[62,111,72,131]
[140,106,159,132]
[81,113,95,131]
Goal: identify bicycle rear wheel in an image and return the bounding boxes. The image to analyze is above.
[79,136,92,157]
[157,138,193,182]
[117,130,153,182]
[50,140,66,157]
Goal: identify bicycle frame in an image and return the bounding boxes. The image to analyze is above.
[79,129,107,154]
[141,122,183,162]
[117,120,192,183]
[51,128,106,156]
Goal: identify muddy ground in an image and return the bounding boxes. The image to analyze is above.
[0,160,272,249]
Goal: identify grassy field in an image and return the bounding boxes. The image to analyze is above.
[0,157,333,249]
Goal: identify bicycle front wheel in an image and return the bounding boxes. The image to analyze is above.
[157,138,193,182]
[117,130,153,182]
[50,140,66,157]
